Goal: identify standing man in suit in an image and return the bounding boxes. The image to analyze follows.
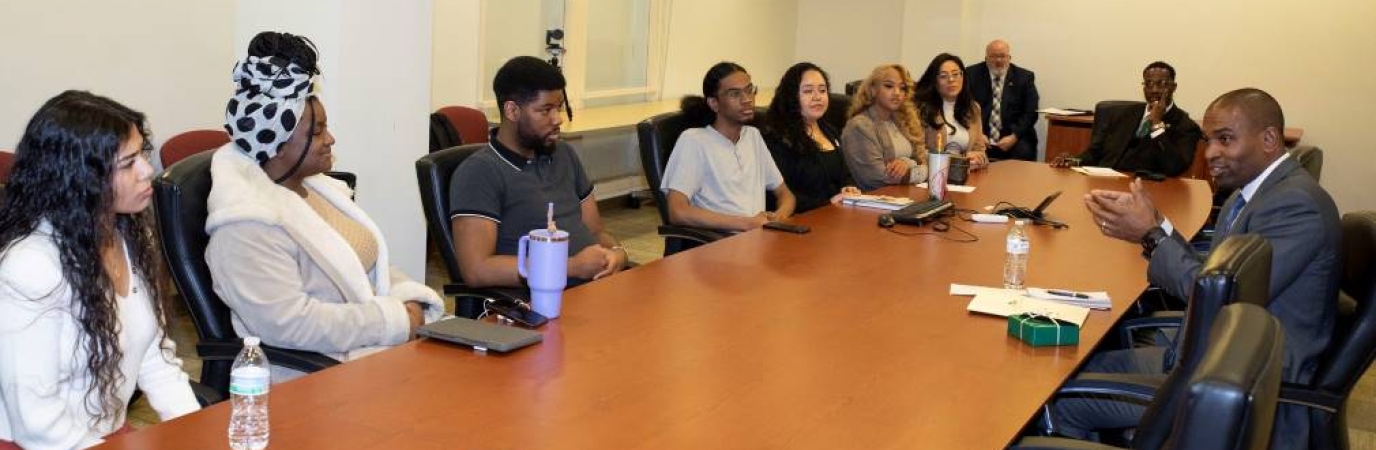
[1058,88,1340,449]
[1075,62,1203,177]
[966,39,1039,161]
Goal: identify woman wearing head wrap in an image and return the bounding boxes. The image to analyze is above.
[0,91,200,449]
[204,32,444,380]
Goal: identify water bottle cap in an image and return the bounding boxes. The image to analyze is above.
[1015,220,1028,226]
[243,336,260,347]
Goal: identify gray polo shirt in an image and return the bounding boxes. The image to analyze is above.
[448,130,596,258]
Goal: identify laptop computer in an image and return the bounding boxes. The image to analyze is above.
[417,317,543,352]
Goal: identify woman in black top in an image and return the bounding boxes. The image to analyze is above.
[763,62,859,214]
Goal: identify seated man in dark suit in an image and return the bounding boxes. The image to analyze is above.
[1058,88,1340,449]
[1075,62,1203,177]
[966,39,1039,161]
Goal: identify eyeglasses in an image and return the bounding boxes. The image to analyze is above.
[938,71,964,82]
[719,84,759,101]
[1142,80,1176,89]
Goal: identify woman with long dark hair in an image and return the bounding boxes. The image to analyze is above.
[205,32,444,380]
[0,91,199,448]
[913,53,989,169]
[763,62,859,214]
[841,64,927,191]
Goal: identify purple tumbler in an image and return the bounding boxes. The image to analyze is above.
[517,229,569,318]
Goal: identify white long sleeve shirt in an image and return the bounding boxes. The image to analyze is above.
[0,223,199,449]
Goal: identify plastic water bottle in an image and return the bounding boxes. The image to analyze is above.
[1004,220,1030,289]
[228,337,270,450]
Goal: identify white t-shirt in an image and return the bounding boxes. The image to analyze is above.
[661,125,784,217]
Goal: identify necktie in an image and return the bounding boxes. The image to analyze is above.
[1220,196,1247,235]
[990,76,1003,141]
[1135,117,1151,138]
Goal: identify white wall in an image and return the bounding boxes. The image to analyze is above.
[660,0,799,99]
[236,0,434,279]
[794,0,906,89]
[0,0,233,150]
[432,0,483,109]
[801,0,1376,213]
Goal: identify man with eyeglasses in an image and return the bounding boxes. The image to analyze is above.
[661,62,796,232]
[966,39,1039,161]
[1072,61,1203,177]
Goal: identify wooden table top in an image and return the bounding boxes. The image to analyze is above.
[98,161,1212,450]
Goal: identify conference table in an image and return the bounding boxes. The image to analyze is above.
[97,161,1212,449]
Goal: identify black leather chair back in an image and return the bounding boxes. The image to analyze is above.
[415,143,487,282]
[1289,145,1323,182]
[1163,303,1285,450]
[154,151,232,343]
[636,111,696,226]
[844,80,863,97]
[823,93,851,133]
[1134,234,1273,449]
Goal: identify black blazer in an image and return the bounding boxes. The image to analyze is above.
[764,123,854,214]
[965,62,1039,147]
[1077,101,1203,177]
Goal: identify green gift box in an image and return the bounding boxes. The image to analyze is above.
[1007,313,1080,346]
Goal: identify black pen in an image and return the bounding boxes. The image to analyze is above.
[1048,289,1089,299]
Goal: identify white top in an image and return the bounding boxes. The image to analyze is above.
[0,223,199,449]
[942,101,973,153]
[661,125,784,217]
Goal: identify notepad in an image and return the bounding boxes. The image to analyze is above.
[1038,108,1090,116]
[1072,166,1129,178]
[1025,288,1112,310]
[915,182,976,193]
[967,291,1090,327]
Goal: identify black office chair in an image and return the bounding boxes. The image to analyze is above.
[1041,234,1272,449]
[635,111,729,256]
[415,144,531,319]
[823,93,851,133]
[844,80,863,97]
[1017,302,1285,450]
[1277,211,1376,450]
[153,151,339,397]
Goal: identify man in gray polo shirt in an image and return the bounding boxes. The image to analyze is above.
[448,56,626,289]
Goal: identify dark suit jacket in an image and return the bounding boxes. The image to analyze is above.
[966,62,1039,147]
[1077,101,1202,176]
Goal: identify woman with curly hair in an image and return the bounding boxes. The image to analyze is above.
[205,32,444,380]
[762,62,859,213]
[841,64,927,191]
[0,91,200,449]
[913,53,989,169]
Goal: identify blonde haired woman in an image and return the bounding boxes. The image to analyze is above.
[841,64,927,191]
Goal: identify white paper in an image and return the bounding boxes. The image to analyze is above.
[967,291,1090,327]
[1072,166,1129,178]
[1026,288,1112,310]
[841,194,914,211]
[915,182,976,193]
[1038,108,1090,116]
[949,283,1017,297]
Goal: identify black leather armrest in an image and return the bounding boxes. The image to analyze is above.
[1118,313,1183,348]
[197,340,340,373]
[190,381,225,406]
[1279,383,1343,413]
[657,225,730,244]
[1013,436,1125,450]
[1055,372,1168,402]
[444,284,527,302]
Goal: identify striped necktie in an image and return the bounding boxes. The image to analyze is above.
[990,75,1003,141]
[1220,196,1247,235]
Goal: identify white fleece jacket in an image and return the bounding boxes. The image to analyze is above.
[205,146,444,369]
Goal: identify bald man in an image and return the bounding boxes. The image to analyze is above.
[965,39,1039,161]
[1056,88,1339,449]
